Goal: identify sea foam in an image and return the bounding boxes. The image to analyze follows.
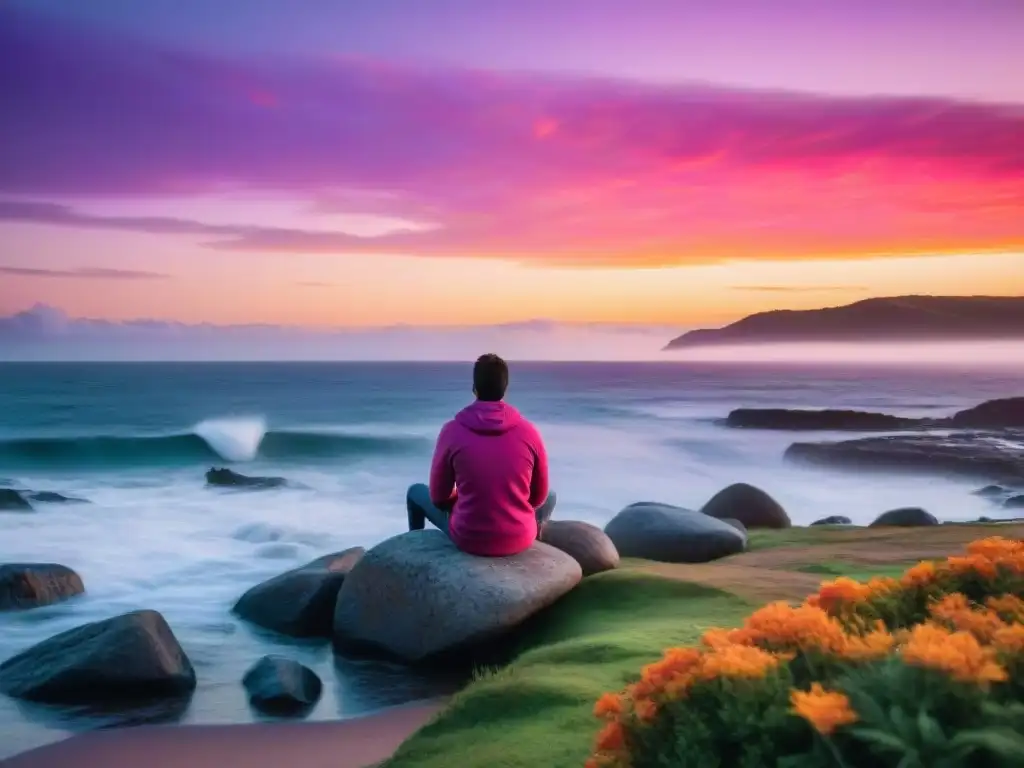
[194,417,267,462]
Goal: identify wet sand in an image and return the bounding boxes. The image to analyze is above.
[2,700,445,768]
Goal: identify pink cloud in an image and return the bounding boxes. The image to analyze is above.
[0,6,1022,266]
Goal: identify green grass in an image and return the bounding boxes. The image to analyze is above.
[384,570,751,768]
[795,560,915,581]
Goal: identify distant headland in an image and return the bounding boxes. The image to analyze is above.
[664,295,1024,350]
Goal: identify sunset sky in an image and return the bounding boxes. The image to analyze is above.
[1,0,1023,337]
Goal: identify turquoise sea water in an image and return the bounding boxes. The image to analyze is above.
[0,361,1021,757]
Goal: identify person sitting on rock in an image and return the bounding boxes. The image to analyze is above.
[407,353,555,556]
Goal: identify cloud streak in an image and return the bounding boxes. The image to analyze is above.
[1,6,1023,267]
[0,265,169,280]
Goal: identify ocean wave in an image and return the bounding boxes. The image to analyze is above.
[0,418,426,469]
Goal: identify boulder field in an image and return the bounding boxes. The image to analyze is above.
[0,484,977,717]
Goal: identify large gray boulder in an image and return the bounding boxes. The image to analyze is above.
[539,520,619,576]
[234,548,365,637]
[701,483,791,529]
[242,656,322,716]
[333,530,581,663]
[0,563,85,611]
[869,507,939,527]
[604,502,747,563]
[0,610,196,703]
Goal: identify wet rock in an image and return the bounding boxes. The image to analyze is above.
[810,515,854,526]
[234,548,365,638]
[26,491,89,504]
[701,483,791,529]
[725,408,927,431]
[949,397,1024,429]
[604,502,746,563]
[333,530,581,664]
[0,489,32,512]
[785,432,1024,484]
[0,610,196,703]
[720,518,747,533]
[973,484,1013,499]
[0,563,85,611]
[539,520,619,577]
[242,656,322,716]
[205,467,288,490]
[869,507,939,527]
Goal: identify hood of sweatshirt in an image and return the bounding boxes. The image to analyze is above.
[454,400,523,435]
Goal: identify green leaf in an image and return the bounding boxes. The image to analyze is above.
[916,709,946,748]
[850,726,908,754]
[950,728,1024,758]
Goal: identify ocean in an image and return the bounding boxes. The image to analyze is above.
[1,360,1021,757]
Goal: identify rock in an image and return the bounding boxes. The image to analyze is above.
[26,491,89,504]
[724,408,927,431]
[869,507,939,527]
[0,563,85,611]
[0,489,32,511]
[234,548,364,637]
[242,656,322,716]
[1004,495,1024,509]
[333,530,581,664]
[604,502,747,563]
[700,483,791,529]
[720,518,747,533]
[0,610,196,703]
[785,432,1024,484]
[539,520,619,577]
[973,484,1013,499]
[950,397,1024,429]
[205,467,287,489]
[810,515,853,526]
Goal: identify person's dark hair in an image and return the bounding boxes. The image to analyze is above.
[473,354,509,402]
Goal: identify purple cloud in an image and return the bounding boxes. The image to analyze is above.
[1,6,1023,266]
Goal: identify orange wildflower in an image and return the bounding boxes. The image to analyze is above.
[596,720,626,752]
[866,576,899,597]
[740,601,849,654]
[966,537,1024,561]
[945,554,998,580]
[929,593,1008,641]
[594,693,623,719]
[901,622,1008,685]
[698,644,781,681]
[901,560,937,588]
[815,577,872,614]
[842,626,895,661]
[634,698,658,722]
[993,623,1024,655]
[790,683,858,735]
[987,594,1024,622]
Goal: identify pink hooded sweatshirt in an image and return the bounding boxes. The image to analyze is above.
[429,400,549,557]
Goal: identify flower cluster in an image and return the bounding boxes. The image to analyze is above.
[587,536,1024,768]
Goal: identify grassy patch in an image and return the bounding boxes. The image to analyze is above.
[384,571,751,768]
[794,560,914,581]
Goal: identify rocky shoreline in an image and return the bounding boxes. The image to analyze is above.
[1,394,1021,758]
[2,473,1010,737]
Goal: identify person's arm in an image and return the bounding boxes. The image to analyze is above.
[429,423,457,506]
[528,428,550,508]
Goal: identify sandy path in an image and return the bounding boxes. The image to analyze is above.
[632,523,1024,603]
[1,700,444,768]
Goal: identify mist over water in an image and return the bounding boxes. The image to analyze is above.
[0,360,1021,757]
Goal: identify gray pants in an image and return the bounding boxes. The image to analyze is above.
[406,483,556,539]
